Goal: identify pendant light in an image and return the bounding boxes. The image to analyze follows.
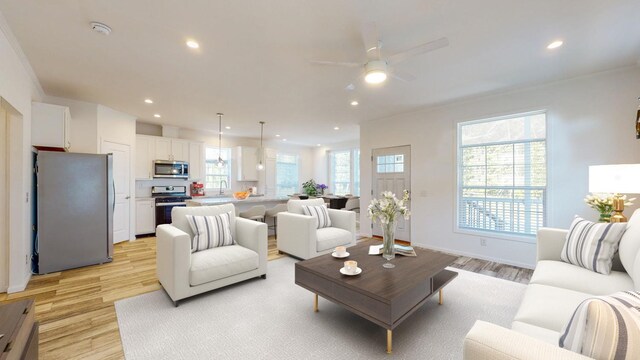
[216,113,225,168]
[256,121,265,171]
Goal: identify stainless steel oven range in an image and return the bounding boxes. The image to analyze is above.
[152,185,192,226]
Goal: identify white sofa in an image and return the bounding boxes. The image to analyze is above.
[463,209,640,359]
[156,204,268,306]
[276,199,356,259]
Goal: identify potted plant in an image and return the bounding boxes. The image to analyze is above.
[302,179,318,197]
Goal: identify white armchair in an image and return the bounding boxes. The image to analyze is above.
[276,199,356,259]
[156,204,267,306]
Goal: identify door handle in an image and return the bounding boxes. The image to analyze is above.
[125,196,131,199]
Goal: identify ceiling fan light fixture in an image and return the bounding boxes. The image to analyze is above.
[364,60,388,84]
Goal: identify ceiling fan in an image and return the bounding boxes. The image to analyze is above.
[310,22,449,88]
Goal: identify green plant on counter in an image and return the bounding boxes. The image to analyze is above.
[302,179,318,197]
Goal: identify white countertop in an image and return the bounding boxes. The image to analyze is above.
[187,196,289,205]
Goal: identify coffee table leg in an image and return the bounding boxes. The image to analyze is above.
[439,289,443,305]
[386,329,392,354]
[314,293,319,312]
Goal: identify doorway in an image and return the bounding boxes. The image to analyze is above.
[371,146,411,241]
[101,140,131,243]
[0,102,8,291]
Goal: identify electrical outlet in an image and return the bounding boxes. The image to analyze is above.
[480,238,487,247]
[25,254,29,264]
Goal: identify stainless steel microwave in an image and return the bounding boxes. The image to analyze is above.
[153,160,189,179]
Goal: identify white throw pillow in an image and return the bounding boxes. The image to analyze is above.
[302,204,332,229]
[560,216,626,275]
[560,291,640,359]
[186,212,235,253]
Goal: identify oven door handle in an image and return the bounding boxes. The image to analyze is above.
[156,202,187,207]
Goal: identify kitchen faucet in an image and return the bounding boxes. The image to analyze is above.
[219,180,227,195]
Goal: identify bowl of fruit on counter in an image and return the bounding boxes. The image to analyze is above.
[232,189,252,201]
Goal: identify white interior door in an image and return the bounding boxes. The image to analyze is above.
[0,104,7,292]
[102,140,131,243]
[371,146,411,241]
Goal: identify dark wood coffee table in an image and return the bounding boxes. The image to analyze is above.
[295,240,458,354]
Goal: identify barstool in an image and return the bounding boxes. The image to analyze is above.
[265,204,287,238]
[238,205,266,222]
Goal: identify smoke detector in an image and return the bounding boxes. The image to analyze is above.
[90,22,112,35]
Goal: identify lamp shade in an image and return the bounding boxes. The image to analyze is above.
[588,164,640,194]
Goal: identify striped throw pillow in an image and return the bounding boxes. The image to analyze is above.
[560,216,626,274]
[560,291,640,359]
[302,204,332,229]
[186,212,235,253]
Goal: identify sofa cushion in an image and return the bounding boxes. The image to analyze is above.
[513,284,592,333]
[619,209,640,287]
[172,204,237,240]
[189,245,258,286]
[531,260,634,295]
[560,216,626,275]
[186,212,235,253]
[302,204,332,229]
[511,321,560,345]
[560,291,640,359]
[287,198,324,215]
[316,227,352,252]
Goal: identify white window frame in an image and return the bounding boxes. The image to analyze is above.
[455,110,547,243]
[328,148,360,196]
[204,147,231,192]
[275,152,299,197]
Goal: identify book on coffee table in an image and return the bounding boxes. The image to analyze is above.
[368,244,417,257]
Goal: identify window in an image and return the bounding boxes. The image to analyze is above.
[457,112,546,236]
[276,153,298,197]
[329,149,360,196]
[205,147,231,190]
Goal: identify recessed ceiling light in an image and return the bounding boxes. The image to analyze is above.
[225,126,231,130]
[144,99,153,104]
[547,40,563,49]
[153,114,161,118]
[90,22,112,36]
[334,126,340,130]
[350,101,359,106]
[317,144,321,147]
[186,40,200,49]
[282,138,287,142]
[275,134,280,137]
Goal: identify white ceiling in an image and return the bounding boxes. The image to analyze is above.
[1,0,639,145]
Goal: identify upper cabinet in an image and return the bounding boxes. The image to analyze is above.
[236,146,259,181]
[32,102,71,151]
[154,138,188,161]
[135,135,204,180]
[189,142,204,181]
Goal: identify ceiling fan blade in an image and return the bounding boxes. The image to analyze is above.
[309,60,362,68]
[361,22,381,60]
[387,37,449,65]
[345,73,364,91]
[390,70,416,82]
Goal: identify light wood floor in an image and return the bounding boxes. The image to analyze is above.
[0,236,532,359]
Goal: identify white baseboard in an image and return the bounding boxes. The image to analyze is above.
[7,273,31,293]
[414,243,535,270]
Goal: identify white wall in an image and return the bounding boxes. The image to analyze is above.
[0,11,42,292]
[360,66,640,269]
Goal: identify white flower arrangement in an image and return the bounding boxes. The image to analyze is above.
[367,190,411,225]
[584,193,635,218]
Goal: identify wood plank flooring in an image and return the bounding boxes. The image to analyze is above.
[0,236,532,360]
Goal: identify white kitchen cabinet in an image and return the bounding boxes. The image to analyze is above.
[154,138,189,161]
[264,148,277,196]
[189,141,204,180]
[135,135,156,180]
[135,198,156,235]
[32,102,72,150]
[236,146,259,181]
[171,139,190,162]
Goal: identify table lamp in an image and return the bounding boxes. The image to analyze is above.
[588,164,640,222]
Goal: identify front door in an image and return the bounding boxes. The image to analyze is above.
[102,140,131,243]
[371,146,411,241]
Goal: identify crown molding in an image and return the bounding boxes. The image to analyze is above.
[0,9,45,99]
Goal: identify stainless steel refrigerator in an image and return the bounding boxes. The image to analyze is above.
[33,151,114,274]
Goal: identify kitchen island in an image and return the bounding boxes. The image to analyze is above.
[186,196,289,213]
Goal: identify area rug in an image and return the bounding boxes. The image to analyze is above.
[115,257,526,359]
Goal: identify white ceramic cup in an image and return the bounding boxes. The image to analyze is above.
[335,246,347,256]
[344,260,358,274]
